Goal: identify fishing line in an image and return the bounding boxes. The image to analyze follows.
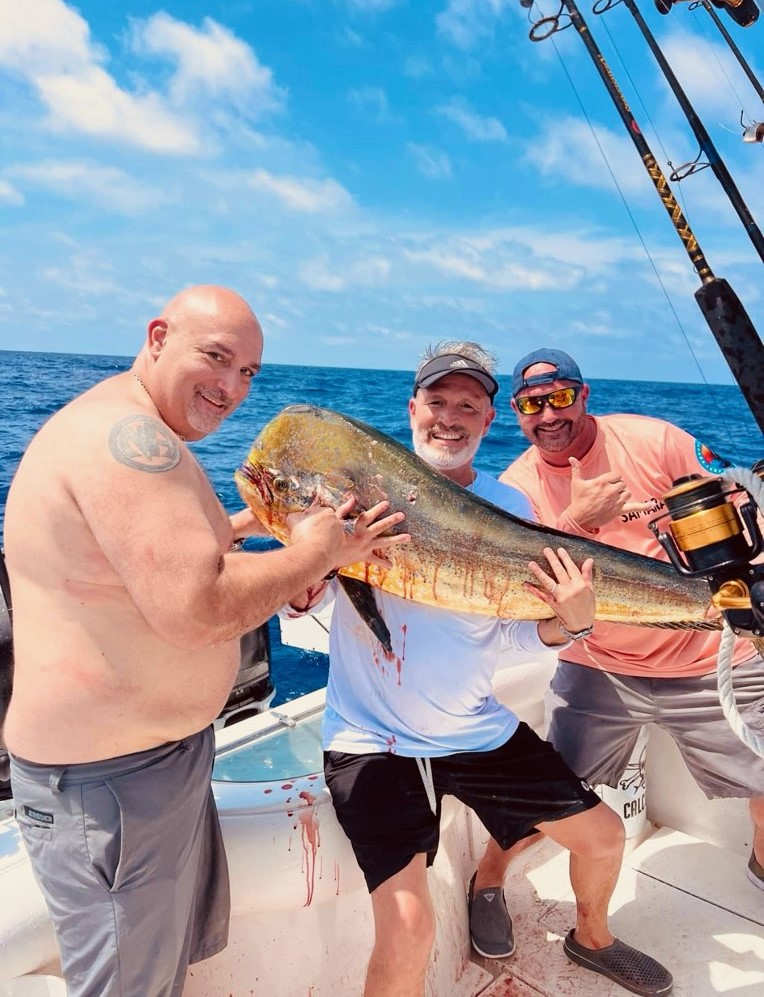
[528,3,742,450]
[521,0,748,453]
[595,9,705,284]
[691,5,753,122]
[597,13,688,203]
[716,465,764,759]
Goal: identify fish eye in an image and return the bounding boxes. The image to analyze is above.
[273,477,291,493]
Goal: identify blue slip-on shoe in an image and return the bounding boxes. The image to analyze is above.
[467,872,515,959]
[748,849,764,890]
[563,930,673,996]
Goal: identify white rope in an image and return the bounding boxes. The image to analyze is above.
[415,756,437,815]
[715,466,764,758]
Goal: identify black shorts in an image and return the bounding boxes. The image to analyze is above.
[324,721,601,893]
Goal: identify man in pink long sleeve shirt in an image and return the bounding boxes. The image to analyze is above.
[470,348,764,959]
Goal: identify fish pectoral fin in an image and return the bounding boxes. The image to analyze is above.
[338,576,393,654]
[322,472,357,494]
[315,475,359,509]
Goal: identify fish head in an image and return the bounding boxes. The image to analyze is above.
[236,407,359,541]
[236,458,352,540]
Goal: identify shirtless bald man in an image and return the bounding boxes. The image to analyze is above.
[2,285,407,997]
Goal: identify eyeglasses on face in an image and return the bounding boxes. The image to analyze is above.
[515,386,581,416]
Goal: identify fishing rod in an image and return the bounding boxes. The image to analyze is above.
[526,0,764,433]
[595,0,764,264]
[659,0,760,28]
[694,0,764,103]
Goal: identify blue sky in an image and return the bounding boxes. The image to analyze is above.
[0,0,762,383]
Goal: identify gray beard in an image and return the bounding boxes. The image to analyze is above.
[412,429,480,471]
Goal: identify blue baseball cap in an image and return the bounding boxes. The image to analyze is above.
[512,349,583,397]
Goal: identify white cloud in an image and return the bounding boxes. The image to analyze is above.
[0,179,24,206]
[41,252,121,296]
[247,170,355,213]
[129,13,284,115]
[299,259,347,291]
[0,0,99,75]
[659,29,763,119]
[37,67,199,153]
[437,98,507,142]
[299,255,391,291]
[9,160,167,214]
[403,56,434,79]
[346,0,398,11]
[348,86,392,122]
[0,1,284,154]
[570,316,626,340]
[320,334,357,346]
[364,322,413,341]
[470,225,640,274]
[0,0,198,153]
[525,114,655,198]
[400,221,647,292]
[405,245,573,290]
[407,143,453,179]
[256,274,280,289]
[351,257,391,283]
[436,0,511,50]
[338,27,365,48]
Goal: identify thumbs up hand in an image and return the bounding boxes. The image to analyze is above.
[567,457,654,531]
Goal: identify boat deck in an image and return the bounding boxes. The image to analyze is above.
[467,828,763,997]
[3,645,762,995]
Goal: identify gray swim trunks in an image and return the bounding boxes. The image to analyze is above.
[10,726,229,997]
[546,656,764,799]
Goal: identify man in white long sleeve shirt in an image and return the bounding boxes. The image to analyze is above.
[290,341,672,997]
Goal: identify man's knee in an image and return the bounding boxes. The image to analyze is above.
[378,897,434,951]
[554,801,625,860]
[371,870,436,966]
[750,796,764,824]
[581,802,625,858]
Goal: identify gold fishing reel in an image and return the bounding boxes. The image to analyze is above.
[649,468,764,637]
[662,475,754,571]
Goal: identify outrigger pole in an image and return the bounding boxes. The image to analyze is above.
[602,0,764,265]
[696,0,764,103]
[527,0,764,433]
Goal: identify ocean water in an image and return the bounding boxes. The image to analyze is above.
[0,350,761,705]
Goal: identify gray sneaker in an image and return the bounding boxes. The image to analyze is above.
[748,850,764,890]
[563,931,673,996]
[467,872,515,959]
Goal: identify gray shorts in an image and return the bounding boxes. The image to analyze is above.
[546,656,764,800]
[10,726,229,997]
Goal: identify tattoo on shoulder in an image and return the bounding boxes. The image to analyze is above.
[108,415,182,473]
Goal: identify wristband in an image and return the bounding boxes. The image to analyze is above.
[558,622,593,641]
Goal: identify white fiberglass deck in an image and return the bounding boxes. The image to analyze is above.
[2,648,762,996]
[470,829,763,997]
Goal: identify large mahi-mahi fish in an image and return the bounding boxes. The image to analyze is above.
[235,405,723,635]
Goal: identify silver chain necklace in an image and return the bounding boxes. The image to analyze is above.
[132,372,186,441]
